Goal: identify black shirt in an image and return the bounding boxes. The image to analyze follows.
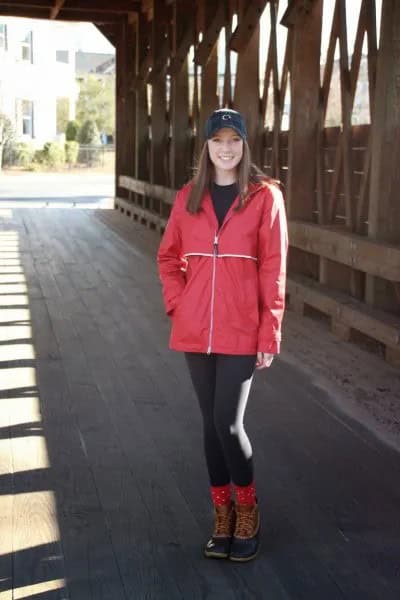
[210,181,238,229]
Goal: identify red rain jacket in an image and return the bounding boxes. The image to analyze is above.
[157,180,288,355]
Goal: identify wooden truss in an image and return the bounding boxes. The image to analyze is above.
[0,0,399,365]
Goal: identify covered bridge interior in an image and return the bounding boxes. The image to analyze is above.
[1,0,399,367]
[1,2,400,598]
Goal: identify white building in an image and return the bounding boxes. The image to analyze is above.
[0,17,80,147]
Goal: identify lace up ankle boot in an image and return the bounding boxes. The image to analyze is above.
[229,502,260,562]
[204,502,236,558]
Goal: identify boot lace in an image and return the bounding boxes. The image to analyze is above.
[214,507,234,536]
[235,508,255,537]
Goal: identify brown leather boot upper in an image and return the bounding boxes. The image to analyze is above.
[234,503,260,539]
[213,502,236,538]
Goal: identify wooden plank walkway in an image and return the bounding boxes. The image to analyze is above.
[0,206,399,600]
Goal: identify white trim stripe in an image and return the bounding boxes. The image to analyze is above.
[183,252,214,257]
[218,254,257,261]
[183,252,257,261]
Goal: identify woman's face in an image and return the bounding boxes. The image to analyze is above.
[207,127,243,175]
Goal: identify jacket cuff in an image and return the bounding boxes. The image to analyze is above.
[257,339,280,354]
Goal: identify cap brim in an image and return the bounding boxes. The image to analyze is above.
[208,125,245,138]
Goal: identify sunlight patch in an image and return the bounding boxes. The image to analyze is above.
[0,324,31,342]
[0,367,36,391]
[0,343,35,361]
[13,579,67,599]
[0,308,30,323]
[0,274,26,284]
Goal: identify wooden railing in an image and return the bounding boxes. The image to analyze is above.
[116,175,400,368]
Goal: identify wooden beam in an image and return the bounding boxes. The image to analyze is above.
[134,11,150,183]
[366,0,400,311]
[230,0,267,52]
[233,0,261,161]
[338,0,354,230]
[95,24,118,46]
[115,19,136,196]
[170,0,192,187]
[0,0,140,11]
[167,23,193,76]
[50,0,65,19]
[197,0,219,151]
[130,50,152,88]
[287,274,400,352]
[286,0,321,220]
[0,5,126,21]
[119,176,175,205]
[289,220,400,282]
[116,177,400,282]
[281,0,316,27]
[149,0,169,186]
[368,0,400,245]
[147,37,169,82]
[115,197,167,230]
[194,0,224,66]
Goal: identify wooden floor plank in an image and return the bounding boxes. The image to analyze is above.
[1,206,399,599]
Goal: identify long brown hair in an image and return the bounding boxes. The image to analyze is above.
[186,139,277,214]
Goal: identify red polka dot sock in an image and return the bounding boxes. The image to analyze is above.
[234,482,257,506]
[210,483,232,507]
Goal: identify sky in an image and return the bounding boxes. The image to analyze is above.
[71,23,115,54]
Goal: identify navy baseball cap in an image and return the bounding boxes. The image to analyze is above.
[205,108,247,139]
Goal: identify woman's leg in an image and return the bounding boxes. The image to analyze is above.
[213,354,256,487]
[185,352,235,559]
[214,354,260,562]
[184,352,231,487]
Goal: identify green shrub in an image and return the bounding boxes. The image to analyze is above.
[0,113,16,168]
[34,142,65,168]
[65,141,79,165]
[65,120,79,141]
[33,148,45,164]
[78,119,100,145]
[15,142,35,167]
[78,120,101,165]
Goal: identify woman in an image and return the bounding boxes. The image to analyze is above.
[157,108,288,562]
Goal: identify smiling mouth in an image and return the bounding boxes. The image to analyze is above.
[219,156,234,160]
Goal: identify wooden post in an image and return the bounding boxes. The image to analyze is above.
[115,18,136,200]
[232,0,261,157]
[196,0,220,156]
[135,12,150,184]
[150,0,168,186]
[285,0,322,221]
[170,0,192,188]
[366,0,400,311]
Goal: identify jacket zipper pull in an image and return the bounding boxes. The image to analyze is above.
[213,233,219,256]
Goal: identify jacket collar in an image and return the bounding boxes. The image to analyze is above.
[199,180,268,230]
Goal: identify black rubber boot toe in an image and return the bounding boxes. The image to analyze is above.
[229,530,260,562]
[204,535,231,558]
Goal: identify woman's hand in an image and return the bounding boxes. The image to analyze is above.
[256,352,274,370]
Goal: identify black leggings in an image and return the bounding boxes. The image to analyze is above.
[185,353,256,487]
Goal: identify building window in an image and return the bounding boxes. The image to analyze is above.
[21,31,33,63]
[22,100,34,137]
[0,24,7,51]
[56,50,69,64]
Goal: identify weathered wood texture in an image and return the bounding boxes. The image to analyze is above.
[366,0,400,310]
[1,0,398,352]
[1,207,400,597]
[111,0,398,361]
[117,175,400,366]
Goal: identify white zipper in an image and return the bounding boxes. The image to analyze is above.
[205,189,262,354]
[207,232,219,354]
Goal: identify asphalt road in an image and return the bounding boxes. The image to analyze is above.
[0,171,114,208]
